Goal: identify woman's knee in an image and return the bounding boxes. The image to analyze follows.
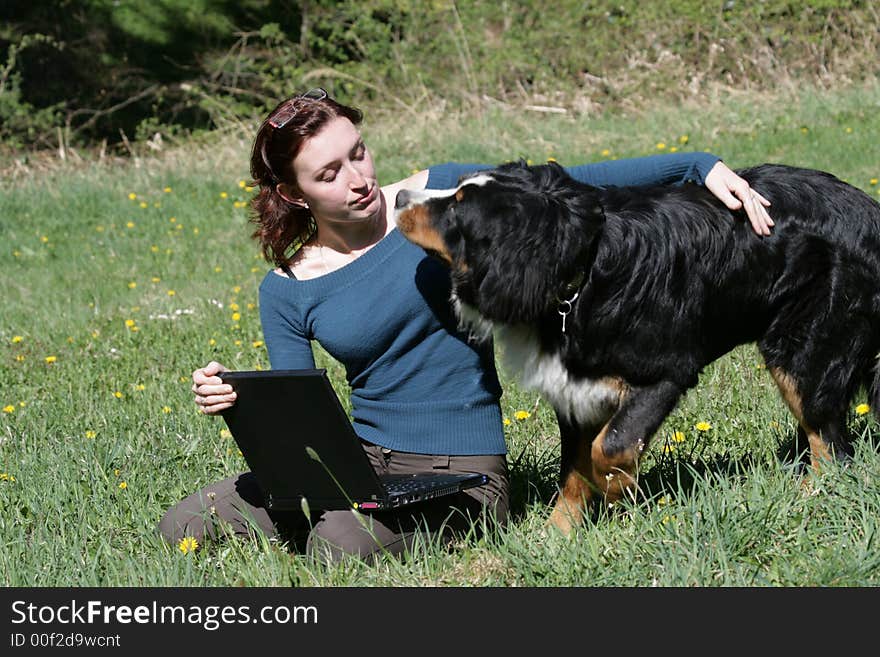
[306,510,399,564]
[156,472,274,545]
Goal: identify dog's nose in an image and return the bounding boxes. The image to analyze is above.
[395,189,412,209]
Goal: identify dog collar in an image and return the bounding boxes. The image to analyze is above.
[555,268,588,334]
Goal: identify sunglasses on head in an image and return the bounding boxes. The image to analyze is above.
[268,88,328,129]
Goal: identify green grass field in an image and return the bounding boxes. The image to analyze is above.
[2,81,880,586]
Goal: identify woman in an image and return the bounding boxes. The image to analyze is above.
[159,89,772,563]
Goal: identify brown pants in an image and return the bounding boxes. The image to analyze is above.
[157,441,509,564]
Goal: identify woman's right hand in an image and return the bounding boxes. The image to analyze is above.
[192,361,236,414]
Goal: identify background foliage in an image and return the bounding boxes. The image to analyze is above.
[2,0,879,157]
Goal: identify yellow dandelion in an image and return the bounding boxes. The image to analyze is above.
[239,180,246,188]
[11,335,23,343]
[164,186,172,193]
[96,225,104,232]
[669,146,678,153]
[663,444,675,454]
[695,421,712,431]
[179,376,188,383]
[514,410,531,420]
[127,281,137,289]
[845,127,853,134]
[0,473,15,482]
[18,401,25,408]
[178,536,199,554]
[870,178,878,186]
[679,135,689,144]
[657,495,669,507]
[220,192,228,199]
[656,142,666,150]
[44,355,57,364]
[230,302,240,311]
[251,267,259,273]
[245,185,255,193]
[232,286,241,294]
[234,340,242,346]
[232,312,241,322]
[193,228,200,235]
[220,428,232,439]
[208,338,216,346]
[169,217,176,223]
[85,430,96,439]
[162,406,172,414]
[503,418,512,426]
[118,481,127,490]
[252,340,264,348]
[800,126,809,134]
[2,405,14,414]
[855,403,870,416]
[113,391,123,399]
[151,277,161,283]
[125,319,136,328]
[126,221,135,228]
[662,515,672,525]
[214,266,222,273]
[150,245,159,253]
[15,355,24,362]
[40,235,49,243]
[167,290,176,297]
[13,250,21,257]
[135,384,145,391]
[601,149,611,157]
[139,202,147,209]
[672,430,685,442]
[128,192,137,200]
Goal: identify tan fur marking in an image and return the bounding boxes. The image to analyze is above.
[590,424,640,503]
[547,430,596,535]
[455,189,464,202]
[769,366,832,470]
[396,206,453,265]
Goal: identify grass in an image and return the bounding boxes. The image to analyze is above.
[2,80,880,586]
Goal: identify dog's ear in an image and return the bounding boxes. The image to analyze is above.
[474,164,606,323]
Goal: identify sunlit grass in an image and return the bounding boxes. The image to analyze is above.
[2,81,879,586]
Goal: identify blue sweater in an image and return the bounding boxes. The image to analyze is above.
[258,152,721,455]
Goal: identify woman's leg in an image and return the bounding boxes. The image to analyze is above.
[157,472,308,546]
[306,445,509,564]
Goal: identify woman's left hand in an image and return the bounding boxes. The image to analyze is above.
[704,161,774,236]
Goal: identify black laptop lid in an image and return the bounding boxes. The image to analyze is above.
[219,369,388,510]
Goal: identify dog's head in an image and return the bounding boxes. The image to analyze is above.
[395,160,605,325]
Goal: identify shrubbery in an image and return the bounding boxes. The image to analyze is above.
[1,0,877,156]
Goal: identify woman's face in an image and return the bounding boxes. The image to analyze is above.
[288,116,380,225]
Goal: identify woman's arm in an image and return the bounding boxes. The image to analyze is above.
[423,154,773,235]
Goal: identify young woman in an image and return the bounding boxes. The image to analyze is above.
[158,89,773,563]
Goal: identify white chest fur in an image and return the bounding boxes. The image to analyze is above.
[455,299,621,426]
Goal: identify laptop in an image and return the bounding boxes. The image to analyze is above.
[218,369,488,512]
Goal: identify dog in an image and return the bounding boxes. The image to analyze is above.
[394,160,880,534]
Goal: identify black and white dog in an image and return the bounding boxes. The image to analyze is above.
[395,161,880,533]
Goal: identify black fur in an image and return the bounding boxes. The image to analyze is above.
[396,160,880,525]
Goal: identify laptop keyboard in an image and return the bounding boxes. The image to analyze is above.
[383,474,474,497]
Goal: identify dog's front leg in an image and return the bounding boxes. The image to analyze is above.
[590,381,683,504]
[547,410,606,535]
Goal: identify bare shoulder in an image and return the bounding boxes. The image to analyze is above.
[382,169,429,199]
